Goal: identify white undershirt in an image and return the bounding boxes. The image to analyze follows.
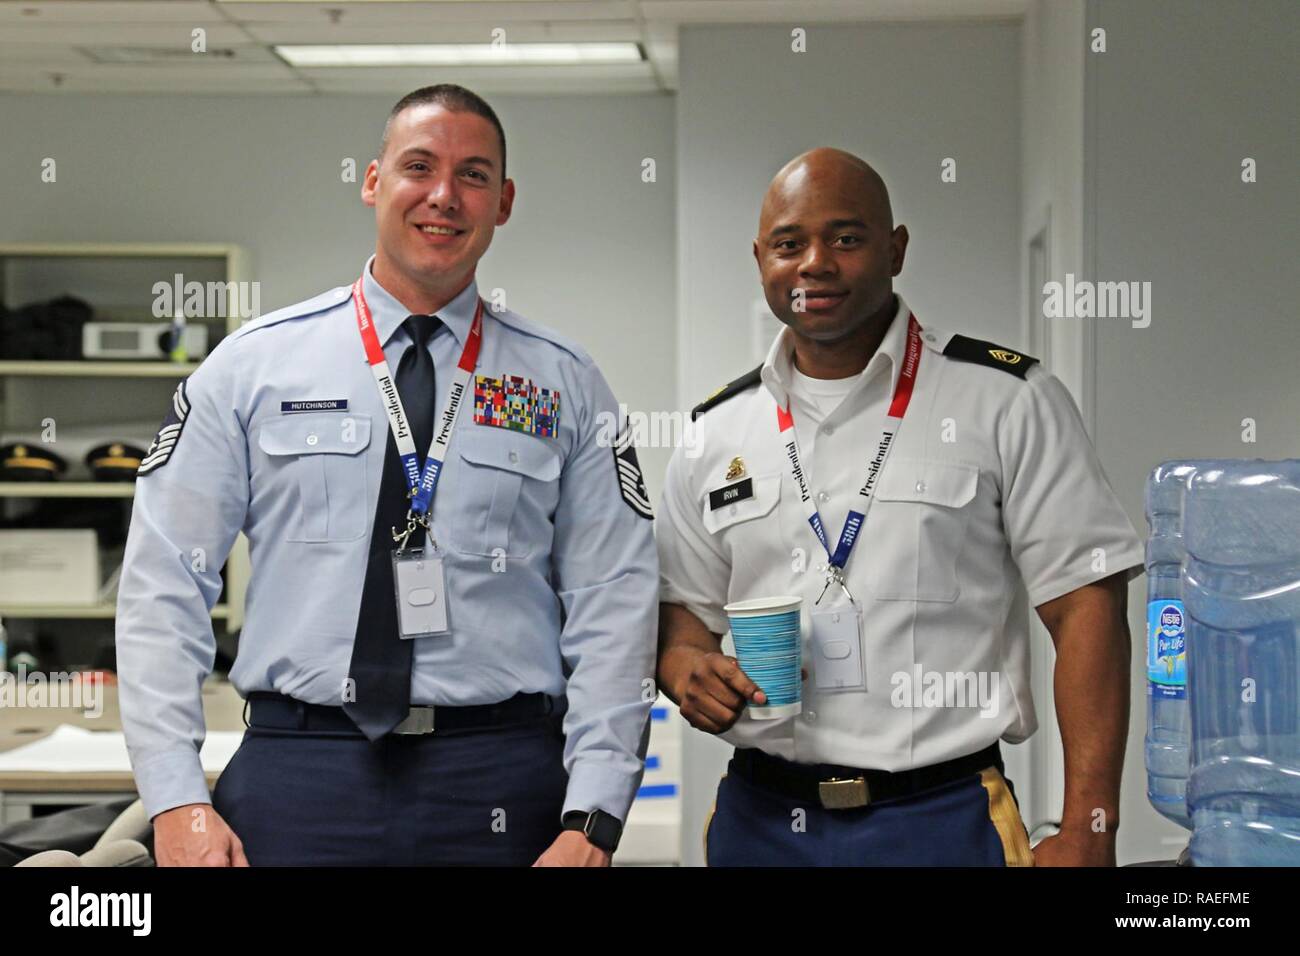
[787,365,864,455]
[789,366,861,413]
[782,365,870,546]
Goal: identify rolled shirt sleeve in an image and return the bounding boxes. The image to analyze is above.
[115,343,249,820]
[550,360,659,824]
[654,442,731,635]
[998,367,1145,607]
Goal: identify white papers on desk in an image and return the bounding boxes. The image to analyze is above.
[0,725,242,774]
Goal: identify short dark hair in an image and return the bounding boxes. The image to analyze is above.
[380,84,507,180]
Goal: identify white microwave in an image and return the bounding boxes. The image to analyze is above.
[82,322,209,360]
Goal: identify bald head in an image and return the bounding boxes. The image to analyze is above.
[752,146,908,355]
[759,148,893,236]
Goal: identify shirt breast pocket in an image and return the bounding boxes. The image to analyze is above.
[257,413,372,543]
[701,472,781,542]
[869,459,979,602]
[451,427,562,558]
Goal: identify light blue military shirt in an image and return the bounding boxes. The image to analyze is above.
[116,256,658,824]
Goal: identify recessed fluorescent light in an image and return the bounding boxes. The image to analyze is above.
[226,0,546,3]
[275,43,643,68]
[225,0,548,3]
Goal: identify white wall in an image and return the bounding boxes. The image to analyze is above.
[1021,0,1088,406]
[1016,0,1088,851]
[0,91,678,499]
[1084,0,1300,865]
[675,21,1023,865]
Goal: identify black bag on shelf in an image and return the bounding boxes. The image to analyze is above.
[0,294,94,360]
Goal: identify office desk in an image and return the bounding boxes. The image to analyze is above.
[1,682,685,864]
[0,679,245,825]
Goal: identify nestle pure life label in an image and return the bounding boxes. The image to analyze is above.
[1147,600,1187,700]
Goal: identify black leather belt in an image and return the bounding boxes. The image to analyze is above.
[245,691,556,737]
[730,742,1003,810]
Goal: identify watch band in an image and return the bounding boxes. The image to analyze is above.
[562,809,622,853]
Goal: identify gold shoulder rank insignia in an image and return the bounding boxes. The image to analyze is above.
[690,365,763,421]
[942,335,1038,380]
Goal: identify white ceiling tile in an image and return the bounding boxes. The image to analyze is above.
[304,59,656,93]
[638,0,1025,22]
[0,2,223,24]
[0,71,315,94]
[0,42,91,64]
[0,23,254,46]
[0,0,1025,96]
[78,44,283,65]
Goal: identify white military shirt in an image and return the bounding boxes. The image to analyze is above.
[656,294,1144,771]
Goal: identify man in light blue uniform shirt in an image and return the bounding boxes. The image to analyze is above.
[116,84,658,866]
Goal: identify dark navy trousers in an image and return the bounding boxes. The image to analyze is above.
[212,717,568,866]
[705,757,1035,867]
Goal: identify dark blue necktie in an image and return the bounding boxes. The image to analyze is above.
[344,314,441,739]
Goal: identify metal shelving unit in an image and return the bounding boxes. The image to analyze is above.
[0,242,250,631]
[0,361,203,378]
[0,482,136,498]
[1,603,230,620]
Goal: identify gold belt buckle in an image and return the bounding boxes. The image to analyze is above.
[392,706,436,735]
[818,776,870,809]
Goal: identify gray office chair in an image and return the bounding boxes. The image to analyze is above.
[8,798,153,867]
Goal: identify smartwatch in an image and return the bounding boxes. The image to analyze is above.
[562,809,623,853]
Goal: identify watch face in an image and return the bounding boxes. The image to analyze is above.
[587,811,622,853]
[566,810,620,852]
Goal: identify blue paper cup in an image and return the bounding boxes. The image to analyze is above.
[724,596,803,720]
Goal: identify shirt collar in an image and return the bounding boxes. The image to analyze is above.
[761,293,914,410]
[360,253,480,349]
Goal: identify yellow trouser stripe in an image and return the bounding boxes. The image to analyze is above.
[979,766,1035,866]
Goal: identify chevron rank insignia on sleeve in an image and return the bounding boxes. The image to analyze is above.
[613,426,653,520]
[138,380,190,476]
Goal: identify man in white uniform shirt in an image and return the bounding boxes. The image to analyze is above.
[655,148,1143,866]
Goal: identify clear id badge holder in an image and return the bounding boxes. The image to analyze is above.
[391,514,449,639]
[810,568,867,693]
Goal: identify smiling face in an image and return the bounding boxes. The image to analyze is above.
[362,103,515,306]
[753,150,907,346]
